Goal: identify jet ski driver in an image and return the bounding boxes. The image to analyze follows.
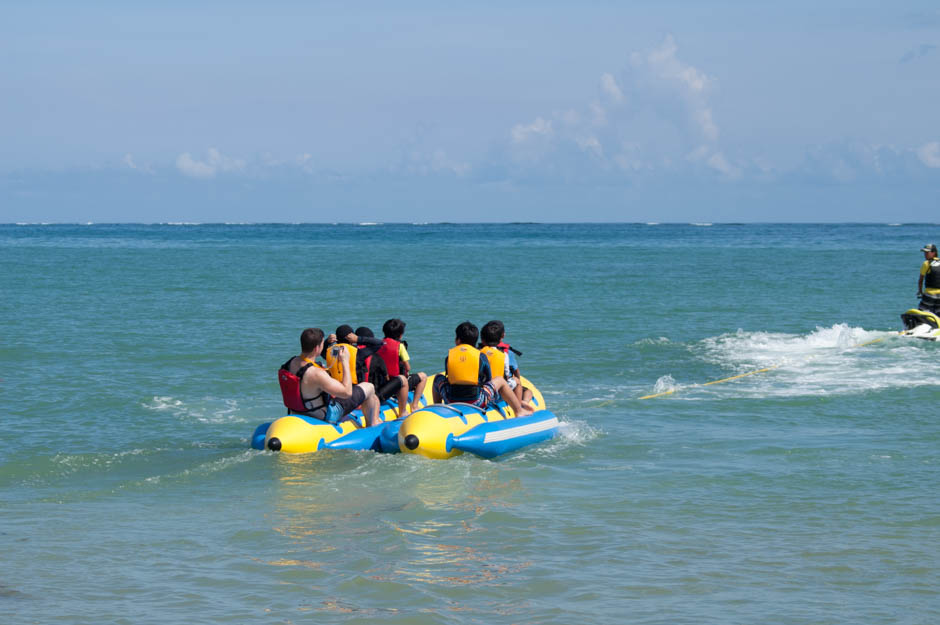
[917,243,940,315]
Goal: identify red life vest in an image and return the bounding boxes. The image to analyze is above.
[357,343,373,383]
[278,357,329,415]
[377,338,401,377]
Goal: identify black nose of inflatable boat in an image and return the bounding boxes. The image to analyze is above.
[403,434,419,450]
[267,437,282,452]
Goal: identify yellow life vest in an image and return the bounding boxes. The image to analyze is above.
[324,344,359,384]
[480,345,507,380]
[446,344,482,385]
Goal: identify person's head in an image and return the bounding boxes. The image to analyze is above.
[355,326,374,339]
[480,320,505,346]
[382,318,405,340]
[300,328,325,354]
[335,324,355,344]
[455,321,478,346]
[923,243,937,259]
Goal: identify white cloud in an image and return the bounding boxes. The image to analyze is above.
[176,148,245,179]
[122,153,153,174]
[600,73,623,103]
[917,142,940,168]
[633,35,717,140]
[501,35,729,180]
[706,152,741,178]
[576,135,603,157]
[511,117,553,144]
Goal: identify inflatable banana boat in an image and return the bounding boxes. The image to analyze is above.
[250,375,559,459]
[901,309,940,340]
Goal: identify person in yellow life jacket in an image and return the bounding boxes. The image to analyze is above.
[324,324,385,385]
[431,321,534,415]
[479,320,533,404]
[282,327,381,427]
[917,243,940,314]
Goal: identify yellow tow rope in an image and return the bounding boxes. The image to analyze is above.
[638,334,895,400]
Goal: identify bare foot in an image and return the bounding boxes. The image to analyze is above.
[517,401,535,416]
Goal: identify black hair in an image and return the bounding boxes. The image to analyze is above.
[355,326,374,338]
[455,321,478,346]
[335,324,354,344]
[382,318,405,339]
[480,320,504,346]
[300,328,324,353]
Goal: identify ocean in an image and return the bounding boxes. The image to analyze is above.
[1,223,937,624]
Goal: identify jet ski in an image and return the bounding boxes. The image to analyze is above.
[900,309,940,340]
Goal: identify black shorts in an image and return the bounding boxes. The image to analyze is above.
[331,384,367,417]
[376,373,424,402]
[920,295,940,315]
[376,376,403,402]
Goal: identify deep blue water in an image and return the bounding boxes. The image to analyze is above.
[1,223,938,624]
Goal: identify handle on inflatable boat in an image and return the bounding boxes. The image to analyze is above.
[436,402,487,416]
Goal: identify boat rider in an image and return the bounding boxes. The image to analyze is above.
[280,327,381,427]
[917,243,940,314]
[354,325,420,418]
[378,318,429,415]
[325,324,384,386]
[432,321,534,416]
[479,320,533,405]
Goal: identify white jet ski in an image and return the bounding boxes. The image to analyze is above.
[900,309,940,341]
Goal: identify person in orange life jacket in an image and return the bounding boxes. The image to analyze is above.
[431,321,534,415]
[917,243,940,314]
[279,327,380,426]
[323,324,384,425]
[379,318,428,414]
[479,320,533,404]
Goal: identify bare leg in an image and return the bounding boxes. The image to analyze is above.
[409,372,428,413]
[395,375,409,418]
[432,375,443,404]
[364,393,380,427]
[356,382,380,427]
[491,377,533,416]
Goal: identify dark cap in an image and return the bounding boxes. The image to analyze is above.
[335,324,355,343]
[922,243,938,253]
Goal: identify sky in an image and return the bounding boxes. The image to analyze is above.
[1,1,939,222]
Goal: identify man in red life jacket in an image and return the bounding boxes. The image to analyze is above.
[431,321,534,415]
[279,327,380,426]
[378,318,428,415]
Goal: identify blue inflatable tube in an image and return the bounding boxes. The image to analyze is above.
[323,420,403,454]
[447,411,559,459]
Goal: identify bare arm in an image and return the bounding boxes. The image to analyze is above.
[310,352,353,398]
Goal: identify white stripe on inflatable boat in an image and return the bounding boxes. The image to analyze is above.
[483,417,559,444]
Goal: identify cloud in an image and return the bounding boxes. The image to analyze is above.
[501,35,735,181]
[390,125,471,177]
[899,44,937,63]
[510,117,553,144]
[630,34,717,141]
[176,148,245,179]
[122,153,153,174]
[600,73,623,103]
[918,142,940,168]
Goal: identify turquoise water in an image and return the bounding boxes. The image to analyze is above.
[1,223,938,624]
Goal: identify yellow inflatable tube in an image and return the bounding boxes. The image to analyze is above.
[397,375,546,459]
[260,379,436,454]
